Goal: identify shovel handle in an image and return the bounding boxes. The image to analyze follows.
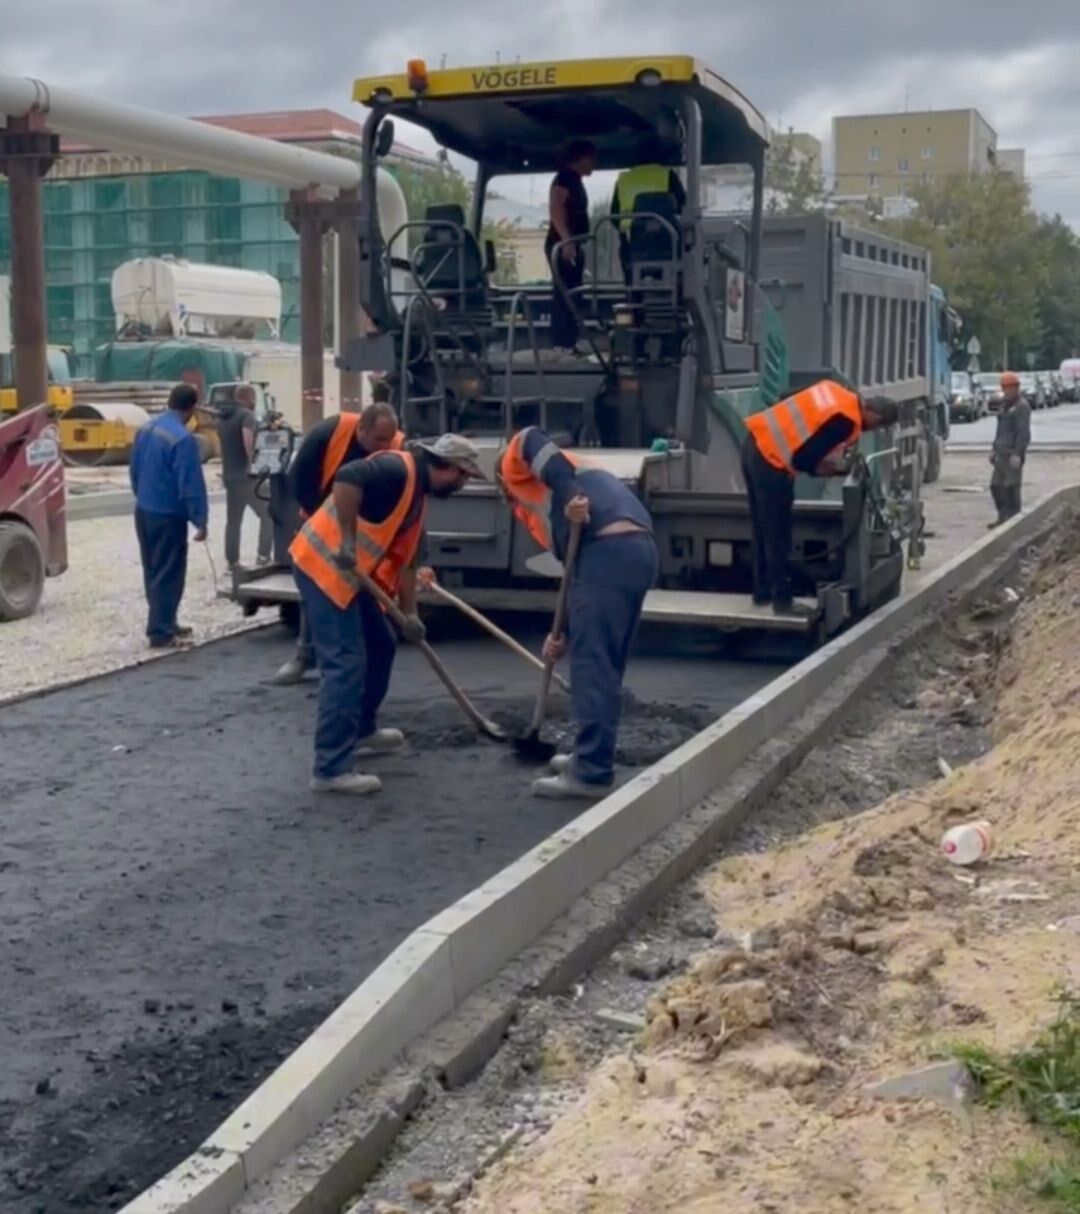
[528,520,582,734]
[427,582,571,694]
[358,573,502,739]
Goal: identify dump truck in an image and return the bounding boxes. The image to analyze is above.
[0,404,67,620]
[233,56,947,642]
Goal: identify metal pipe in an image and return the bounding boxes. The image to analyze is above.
[0,74,360,191]
[53,126,315,191]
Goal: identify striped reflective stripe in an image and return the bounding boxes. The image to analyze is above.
[808,382,834,414]
[298,520,361,594]
[782,399,813,445]
[529,440,561,478]
[760,407,795,466]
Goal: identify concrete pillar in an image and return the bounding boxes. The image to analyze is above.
[287,188,326,432]
[336,186,363,411]
[1,115,57,410]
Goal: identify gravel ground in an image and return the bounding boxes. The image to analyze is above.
[350,567,1029,1214]
[1,472,258,704]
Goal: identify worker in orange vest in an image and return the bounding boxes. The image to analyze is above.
[272,402,410,685]
[498,427,658,800]
[290,433,484,796]
[742,381,899,616]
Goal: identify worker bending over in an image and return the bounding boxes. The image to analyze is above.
[273,402,406,685]
[989,371,1030,527]
[498,428,658,800]
[289,434,483,796]
[742,381,898,616]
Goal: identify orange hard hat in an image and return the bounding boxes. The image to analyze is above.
[1000,371,1020,387]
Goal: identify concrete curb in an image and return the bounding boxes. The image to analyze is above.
[67,488,226,521]
[120,484,1080,1214]
[947,441,1080,454]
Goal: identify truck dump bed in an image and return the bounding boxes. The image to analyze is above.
[757,213,931,403]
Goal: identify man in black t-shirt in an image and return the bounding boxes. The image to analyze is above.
[547,139,597,353]
[218,384,272,569]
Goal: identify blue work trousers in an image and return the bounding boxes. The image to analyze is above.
[295,568,397,779]
[134,508,189,646]
[568,532,658,785]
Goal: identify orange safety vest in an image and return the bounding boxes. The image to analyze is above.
[290,450,426,608]
[319,413,405,497]
[745,381,863,474]
[497,427,582,551]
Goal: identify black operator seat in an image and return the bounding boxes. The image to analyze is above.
[415,204,487,310]
[628,192,681,283]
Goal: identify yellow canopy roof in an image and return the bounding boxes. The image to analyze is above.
[352,56,769,173]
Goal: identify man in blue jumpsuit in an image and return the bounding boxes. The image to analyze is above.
[499,427,658,799]
[129,383,208,648]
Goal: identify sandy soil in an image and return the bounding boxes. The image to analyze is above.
[460,531,1080,1214]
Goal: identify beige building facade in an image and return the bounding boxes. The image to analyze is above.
[832,108,1001,200]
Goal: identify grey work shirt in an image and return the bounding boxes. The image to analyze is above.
[992,397,1031,461]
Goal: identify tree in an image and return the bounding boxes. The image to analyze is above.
[878,171,1044,369]
[764,134,829,216]
[1031,214,1080,367]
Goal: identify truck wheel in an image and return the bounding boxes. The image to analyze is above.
[279,601,301,637]
[0,522,46,621]
[923,428,943,485]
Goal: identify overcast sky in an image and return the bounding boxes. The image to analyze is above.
[5,0,1080,226]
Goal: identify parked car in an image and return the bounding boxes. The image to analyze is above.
[1059,358,1080,402]
[977,371,1006,412]
[1018,372,1047,409]
[1035,371,1060,407]
[948,370,985,422]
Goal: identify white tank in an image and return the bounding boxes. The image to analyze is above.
[112,258,283,340]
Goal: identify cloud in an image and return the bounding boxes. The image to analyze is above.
[2,0,1079,222]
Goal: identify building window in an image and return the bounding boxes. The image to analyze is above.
[898,157,910,172]
[869,146,881,162]
[869,174,880,189]
[921,146,934,159]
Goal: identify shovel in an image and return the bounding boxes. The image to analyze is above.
[513,520,582,762]
[425,582,571,694]
[357,573,507,742]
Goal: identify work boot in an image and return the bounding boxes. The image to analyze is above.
[531,772,607,800]
[751,591,772,607]
[549,753,573,774]
[271,652,313,685]
[310,772,382,796]
[149,635,194,651]
[173,624,194,639]
[355,728,405,758]
[772,599,815,619]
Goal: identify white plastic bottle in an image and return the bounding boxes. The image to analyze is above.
[940,821,993,866]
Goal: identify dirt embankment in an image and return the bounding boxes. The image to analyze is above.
[461,538,1080,1214]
